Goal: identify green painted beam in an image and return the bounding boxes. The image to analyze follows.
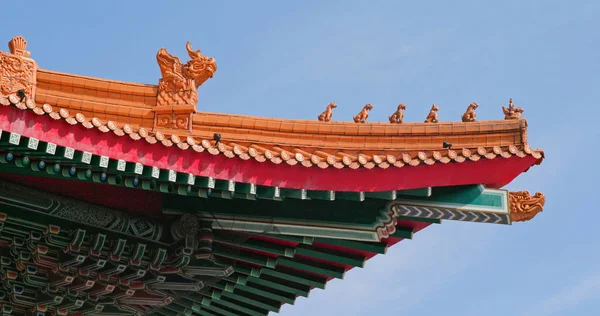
[213,247,276,269]
[397,187,432,197]
[234,282,296,305]
[294,245,366,267]
[390,227,414,239]
[307,190,335,201]
[277,258,345,279]
[247,276,311,298]
[233,264,262,278]
[213,179,235,192]
[202,303,239,316]
[213,234,295,258]
[335,191,365,201]
[255,186,281,200]
[211,297,268,316]
[221,292,279,313]
[279,188,307,200]
[365,191,397,200]
[397,216,442,224]
[259,268,327,290]
[405,184,507,212]
[251,233,314,245]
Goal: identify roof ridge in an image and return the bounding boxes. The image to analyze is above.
[0,92,544,170]
[38,69,157,88]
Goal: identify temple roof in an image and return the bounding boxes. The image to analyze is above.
[0,36,545,193]
[0,36,543,171]
[0,35,547,316]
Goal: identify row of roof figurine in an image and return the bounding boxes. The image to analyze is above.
[317,98,525,123]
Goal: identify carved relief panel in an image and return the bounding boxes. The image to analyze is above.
[155,111,192,131]
[0,36,37,99]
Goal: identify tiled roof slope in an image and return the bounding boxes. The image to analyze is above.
[1,36,544,170]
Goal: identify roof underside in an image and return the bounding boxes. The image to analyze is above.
[0,176,433,316]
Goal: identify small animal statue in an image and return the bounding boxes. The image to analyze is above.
[353,104,373,123]
[424,104,439,123]
[389,104,407,123]
[318,102,337,122]
[502,98,524,120]
[461,102,479,122]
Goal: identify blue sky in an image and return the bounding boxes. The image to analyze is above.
[3,0,599,315]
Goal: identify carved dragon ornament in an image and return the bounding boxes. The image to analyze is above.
[0,36,37,99]
[154,41,217,130]
[509,191,545,222]
[156,41,217,107]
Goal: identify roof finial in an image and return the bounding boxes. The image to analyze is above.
[389,104,406,124]
[502,98,524,120]
[318,102,337,122]
[8,36,30,58]
[424,104,439,123]
[461,102,479,122]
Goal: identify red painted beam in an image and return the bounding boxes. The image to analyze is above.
[0,106,540,192]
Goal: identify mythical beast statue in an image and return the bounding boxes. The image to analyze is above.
[156,41,217,107]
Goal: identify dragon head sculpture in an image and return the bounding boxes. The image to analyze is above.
[509,191,546,222]
[155,41,217,108]
[183,41,217,88]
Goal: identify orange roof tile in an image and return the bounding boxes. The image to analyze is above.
[0,36,544,170]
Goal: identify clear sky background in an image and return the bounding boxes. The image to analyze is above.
[3,1,599,315]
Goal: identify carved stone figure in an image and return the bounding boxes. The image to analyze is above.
[0,36,36,98]
[509,191,545,222]
[318,102,337,122]
[502,98,524,120]
[424,104,439,123]
[353,104,373,123]
[461,102,479,122]
[156,41,217,108]
[389,104,406,123]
